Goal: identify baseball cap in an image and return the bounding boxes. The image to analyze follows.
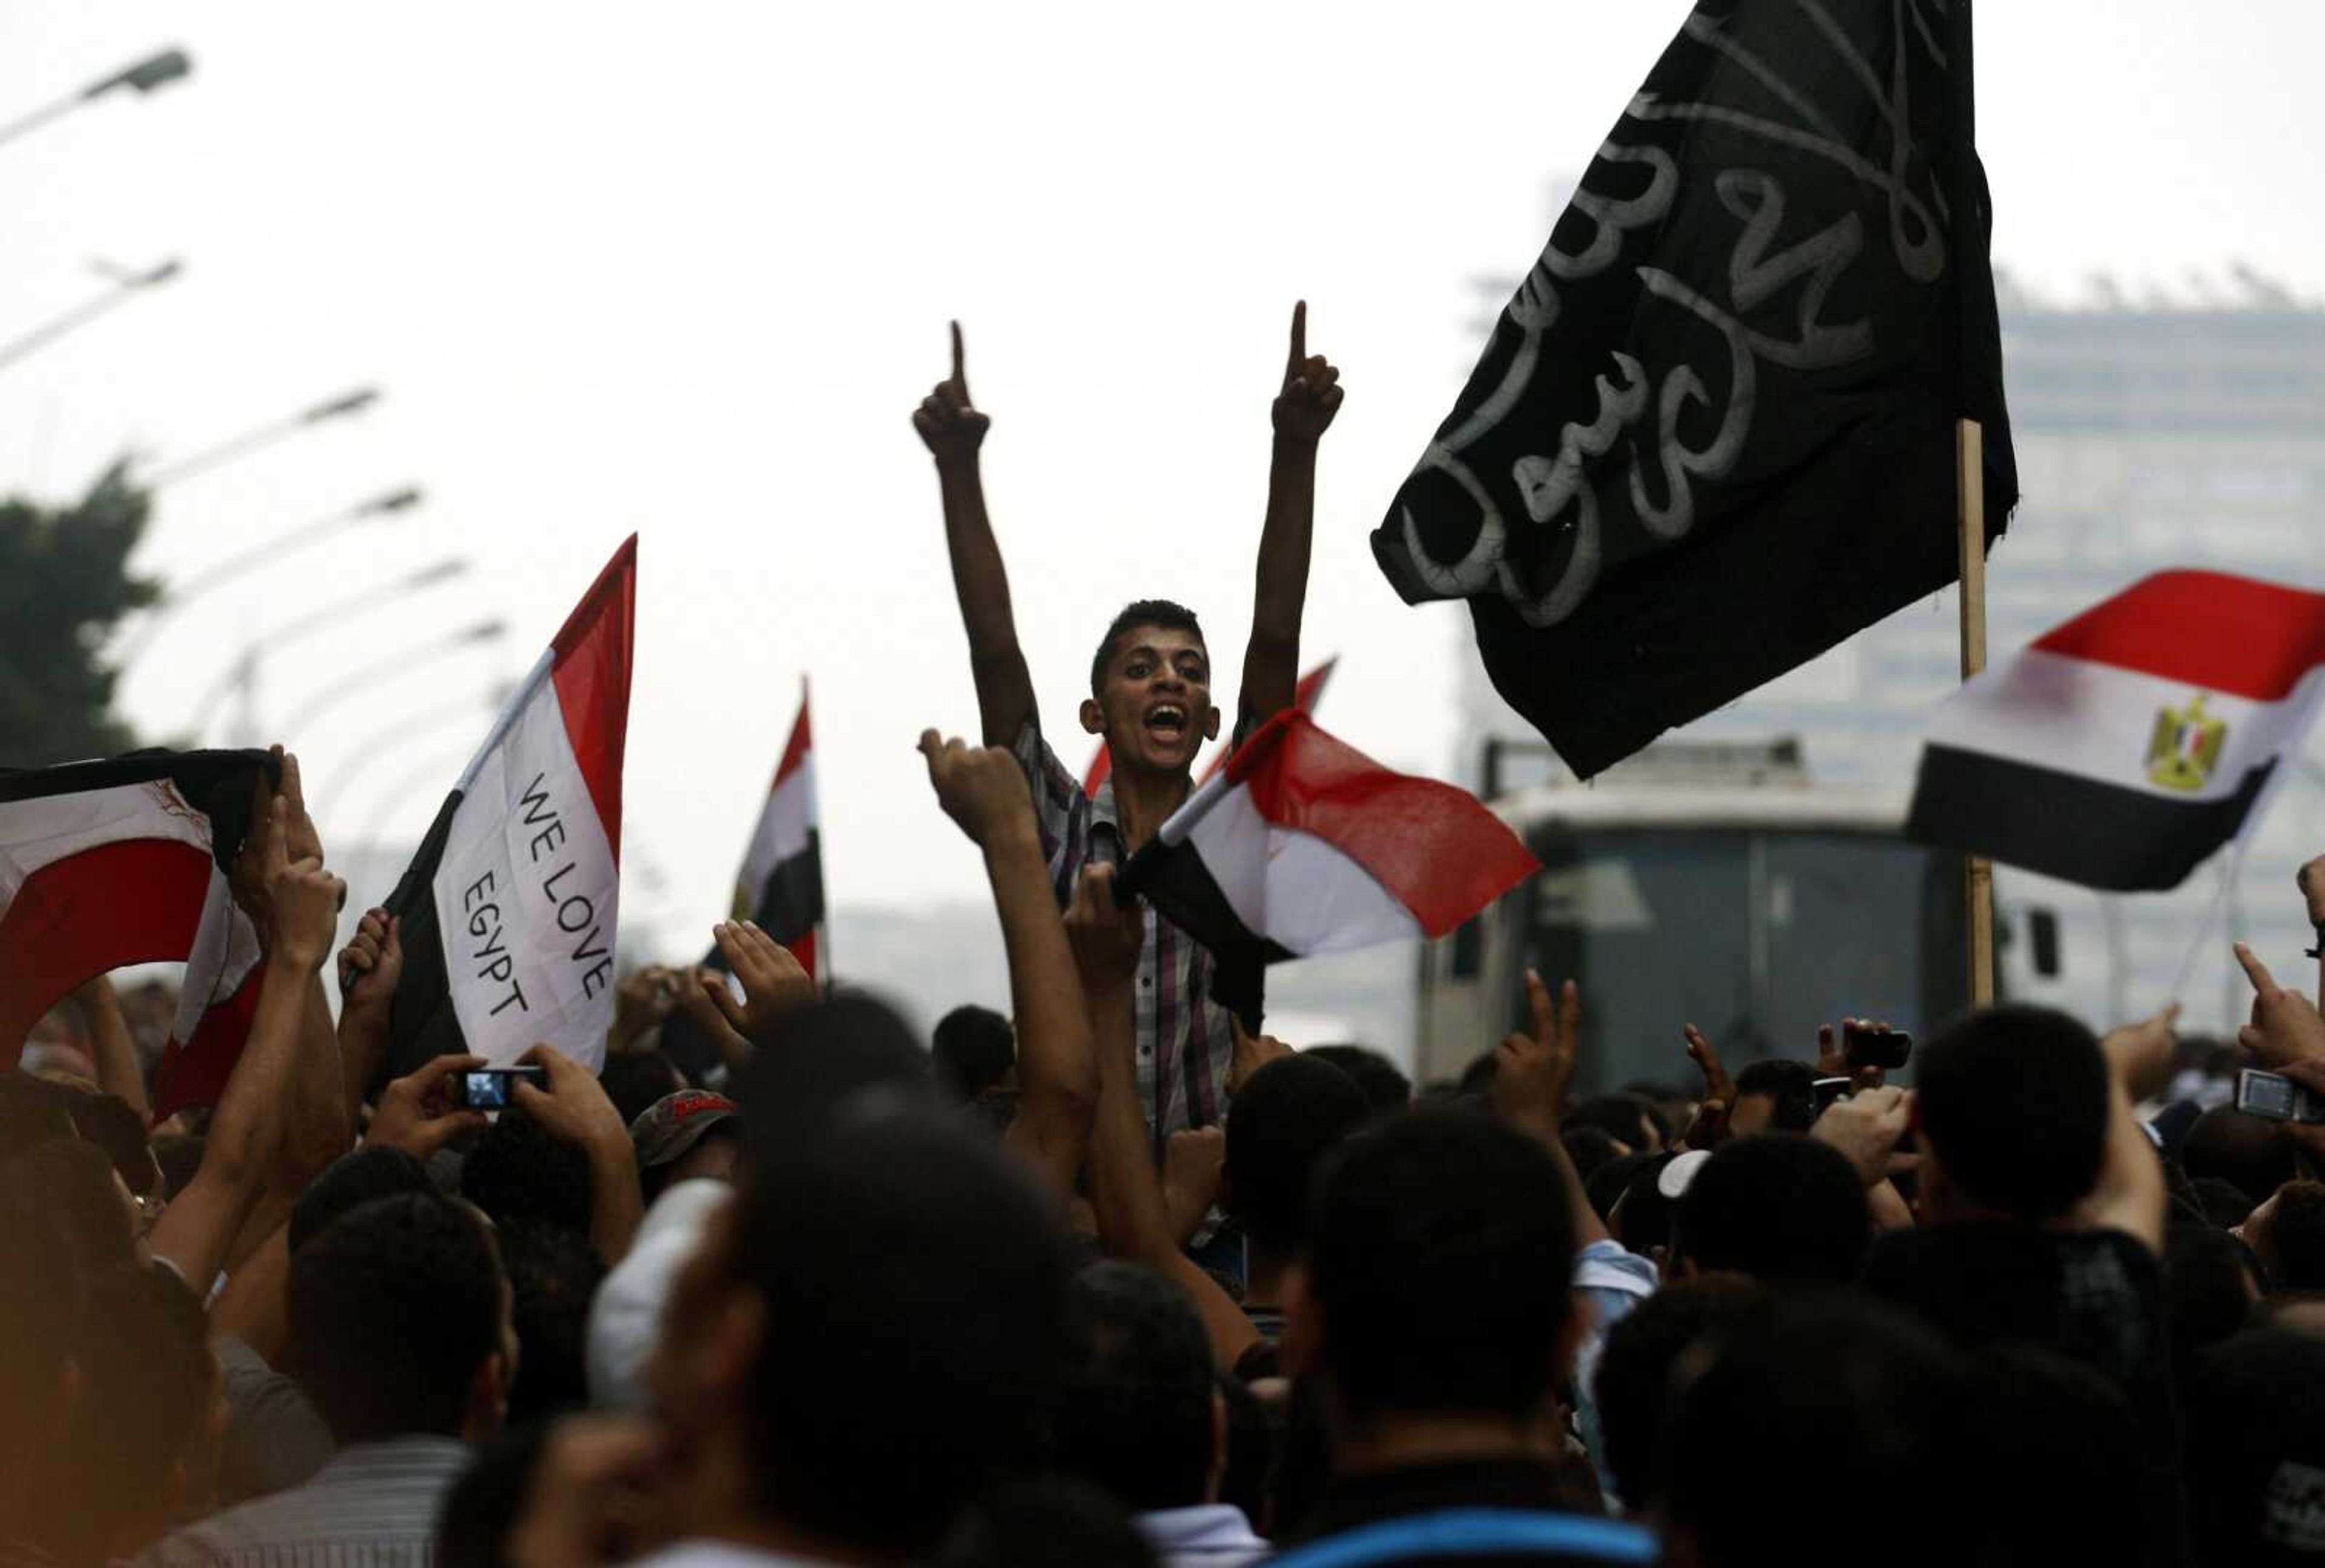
[630,1090,740,1173]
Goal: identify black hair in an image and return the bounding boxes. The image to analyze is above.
[2260,1180,2325,1293]
[1456,1050,1499,1096]
[1661,1294,1979,1566]
[734,1104,1074,1553]
[500,1218,606,1425]
[56,1262,213,1524]
[2186,1329,2325,1568]
[436,1425,549,1568]
[1731,1059,1819,1133]
[2190,1174,2257,1230]
[937,1477,1160,1568]
[1224,1055,1370,1259]
[56,1089,154,1197]
[2185,1104,2299,1208]
[1215,1371,1271,1531]
[1090,599,1205,699]
[290,1145,433,1253]
[1055,1261,1218,1512]
[1672,1135,1870,1286]
[932,1006,1017,1103]
[1968,1344,2149,1567]
[1564,1093,1661,1149]
[2164,1219,2260,1384]
[461,1105,595,1240]
[1609,1151,1681,1255]
[283,1191,506,1444]
[1307,1110,1577,1427]
[1583,1150,1654,1225]
[0,1072,74,1162]
[1916,1006,2111,1223]
[1304,1045,1411,1116]
[1592,1273,1765,1509]
[729,992,934,1141]
[4,1138,133,1277]
[599,1050,687,1128]
[1562,1125,1627,1188]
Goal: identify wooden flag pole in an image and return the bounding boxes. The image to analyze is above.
[1956,417,1996,1007]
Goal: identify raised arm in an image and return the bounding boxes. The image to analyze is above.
[1493,970,1610,1250]
[1238,301,1342,733]
[920,731,1098,1199]
[72,973,148,1122]
[915,322,1036,746]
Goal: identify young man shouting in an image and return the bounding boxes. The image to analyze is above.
[914,307,1342,1136]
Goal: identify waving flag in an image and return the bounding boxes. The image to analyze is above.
[1121,711,1537,1017]
[727,682,824,983]
[1085,656,1340,799]
[1906,571,2325,891]
[377,537,636,1082]
[0,749,275,1110]
[1375,0,2015,777]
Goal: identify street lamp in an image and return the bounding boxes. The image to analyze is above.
[0,257,183,375]
[277,618,507,739]
[142,386,385,490]
[0,47,193,153]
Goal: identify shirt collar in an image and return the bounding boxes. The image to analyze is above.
[309,1434,471,1484]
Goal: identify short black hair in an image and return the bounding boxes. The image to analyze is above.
[58,1088,154,1197]
[500,1217,605,1425]
[2261,1181,2325,1293]
[2164,1219,2260,1380]
[932,1006,1017,1103]
[1090,599,1204,699]
[599,1050,687,1128]
[1732,1059,1819,1132]
[1608,1151,1682,1255]
[283,1191,506,1444]
[4,1138,133,1277]
[1304,1046,1411,1116]
[2185,1105,2298,1208]
[1583,1150,1654,1225]
[1307,1110,1577,1427]
[730,992,934,1142]
[1055,1262,1217,1512]
[461,1105,594,1240]
[1592,1273,1764,1509]
[734,1104,1075,1553]
[1672,1135,1870,1286]
[2187,1329,2325,1568]
[1562,1125,1628,1189]
[1916,1006,2110,1223]
[1564,1093,1660,1149]
[1224,1055,1370,1257]
[290,1145,433,1253]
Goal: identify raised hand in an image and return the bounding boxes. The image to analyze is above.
[1683,1022,1737,1108]
[515,1041,632,1153]
[363,1052,490,1159]
[273,746,326,866]
[1066,863,1146,996]
[918,728,1034,848]
[2235,943,2325,1067]
[913,320,991,466]
[1271,301,1344,445]
[1811,1084,1921,1188]
[707,921,815,1044]
[612,963,682,1052]
[1495,969,1579,1137]
[338,907,403,1010]
[2100,1002,2182,1099]
[265,797,346,973]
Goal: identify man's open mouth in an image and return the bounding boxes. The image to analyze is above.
[1144,703,1189,740]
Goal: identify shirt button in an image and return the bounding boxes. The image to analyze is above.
[1139,1046,1152,1058]
[1140,976,1152,989]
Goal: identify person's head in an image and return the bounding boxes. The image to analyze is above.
[652,1100,1075,1555]
[1304,1046,1411,1117]
[1670,1135,1871,1286]
[2242,1180,2325,1294]
[461,1104,594,1240]
[2186,1328,2325,1567]
[2185,1104,2300,1208]
[2192,1173,2259,1230]
[0,1072,73,1162]
[2165,1219,2263,1377]
[1608,1150,1683,1259]
[1565,1092,1664,1151]
[1968,1344,2149,1568]
[1727,1059,1819,1136]
[1591,1274,1765,1509]
[1563,1124,1627,1188]
[599,1049,687,1128]
[1660,1294,1977,1567]
[729,992,934,1140]
[1081,600,1216,781]
[1056,1261,1221,1512]
[289,1144,434,1253]
[499,1217,605,1425]
[630,1089,743,1206]
[1292,1110,1580,1446]
[56,1087,159,1199]
[1223,1055,1370,1263]
[5,1136,139,1275]
[283,1191,514,1446]
[1914,1006,2111,1224]
[932,1006,1017,1103]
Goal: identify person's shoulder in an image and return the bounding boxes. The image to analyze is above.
[1268,1507,1656,1568]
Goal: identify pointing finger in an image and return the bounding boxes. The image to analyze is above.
[1558,978,1581,1050]
[1288,300,1306,376]
[1523,967,1554,1044]
[950,320,968,399]
[279,749,306,812]
[262,795,289,879]
[2237,941,2278,995]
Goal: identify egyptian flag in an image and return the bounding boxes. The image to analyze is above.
[0,749,275,1113]
[727,683,823,982]
[1374,0,2015,778]
[1084,656,1340,799]
[375,536,635,1084]
[1120,710,1537,1020]
[1906,572,2325,891]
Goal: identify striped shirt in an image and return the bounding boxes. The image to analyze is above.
[136,1435,469,1568]
[1014,720,1233,1135]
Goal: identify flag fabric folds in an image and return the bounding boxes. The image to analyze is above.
[0,748,275,1111]
[1373,0,2016,778]
[1085,656,1341,799]
[1905,572,2325,892]
[378,536,636,1082]
[728,683,824,983]
[1120,710,1538,994]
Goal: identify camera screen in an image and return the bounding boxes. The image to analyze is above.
[463,1072,511,1110]
[2244,1072,2300,1120]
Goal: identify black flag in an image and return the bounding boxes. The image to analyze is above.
[1375,0,2016,778]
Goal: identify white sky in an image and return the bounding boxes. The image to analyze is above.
[5,1,2324,958]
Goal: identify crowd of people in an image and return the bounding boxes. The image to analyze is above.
[9,323,2325,1568]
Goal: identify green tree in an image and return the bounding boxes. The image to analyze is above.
[0,460,158,765]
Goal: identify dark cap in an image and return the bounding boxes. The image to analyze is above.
[629,1090,739,1171]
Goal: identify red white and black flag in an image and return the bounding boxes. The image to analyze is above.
[727,682,823,983]
[1906,572,2325,891]
[1120,710,1537,1019]
[1375,0,2016,778]
[0,749,275,1105]
[376,537,636,1082]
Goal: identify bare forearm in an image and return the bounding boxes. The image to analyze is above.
[81,980,148,1121]
[284,979,353,1179]
[1241,436,1318,726]
[1087,983,1176,1263]
[989,828,1098,1196]
[586,1136,644,1267]
[937,456,1036,746]
[338,1003,392,1129]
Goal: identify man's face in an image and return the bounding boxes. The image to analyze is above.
[1727,1093,1777,1139]
[1083,625,1220,777]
